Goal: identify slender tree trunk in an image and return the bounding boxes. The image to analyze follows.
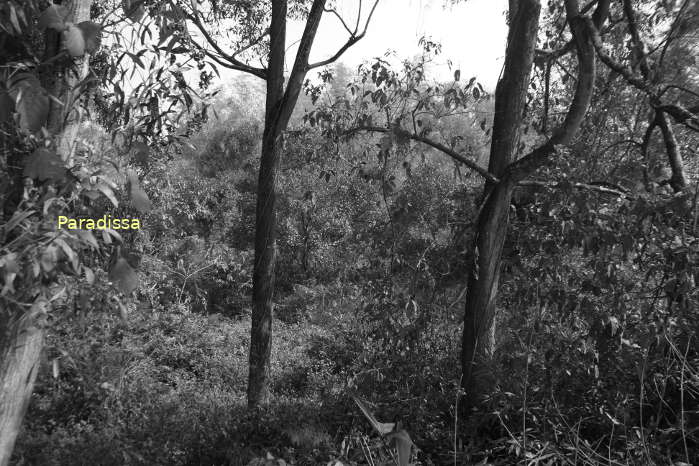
[461,0,540,409]
[248,123,283,406]
[247,0,328,407]
[0,304,46,466]
[656,110,688,192]
[248,0,287,408]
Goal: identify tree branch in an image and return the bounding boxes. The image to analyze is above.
[307,0,379,70]
[535,0,610,60]
[343,125,499,183]
[518,179,630,197]
[588,20,699,131]
[507,13,597,182]
[183,8,267,79]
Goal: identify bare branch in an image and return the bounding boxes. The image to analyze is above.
[307,0,380,70]
[655,104,699,131]
[323,6,354,36]
[588,21,652,94]
[518,179,631,197]
[622,0,651,79]
[344,125,499,183]
[182,7,267,79]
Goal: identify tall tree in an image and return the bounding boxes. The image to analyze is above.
[460,0,600,409]
[0,0,93,463]
[177,0,379,406]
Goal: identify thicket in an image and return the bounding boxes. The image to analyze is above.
[2,0,697,465]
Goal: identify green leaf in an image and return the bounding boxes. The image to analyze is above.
[54,237,78,271]
[122,0,146,22]
[9,73,49,134]
[131,141,149,164]
[41,245,58,272]
[454,69,460,81]
[24,148,66,182]
[128,171,152,213]
[83,266,95,284]
[4,209,35,233]
[386,429,414,466]
[77,21,101,53]
[0,253,19,295]
[38,3,69,31]
[63,23,86,56]
[75,229,99,249]
[96,181,119,207]
[109,257,139,294]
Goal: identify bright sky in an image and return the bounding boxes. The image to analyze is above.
[212,0,509,92]
[288,0,509,88]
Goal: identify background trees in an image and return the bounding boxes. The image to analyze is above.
[167,0,379,406]
[1,0,697,464]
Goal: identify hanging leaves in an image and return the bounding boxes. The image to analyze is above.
[0,253,19,295]
[38,3,69,31]
[109,257,139,294]
[128,171,152,212]
[122,0,146,22]
[41,245,59,272]
[8,73,49,134]
[77,21,102,53]
[131,141,150,164]
[63,23,86,56]
[24,148,66,182]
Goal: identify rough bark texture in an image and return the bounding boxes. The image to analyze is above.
[0,1,91,461]
[656,110,688,192]
[461,0,540,408]
[0,305,46,466]
[247,0,287,408]
[461,0,597,410]
[247,0,327,408]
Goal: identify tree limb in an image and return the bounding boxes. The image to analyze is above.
[535,0,610,60]
[307,0,379,70]
[343,125,499,183]
[518,179,631,197]
[182,7,267,79]
[507,13,597,182]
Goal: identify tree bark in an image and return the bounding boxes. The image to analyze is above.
[0,1,91,461]
[247,0,327,407]
[461,0,598,410]
[656,110,688,192]
[0,304,46,466]
[460,0,540,409]
[247,0,287,408]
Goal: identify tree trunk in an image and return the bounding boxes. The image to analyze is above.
[247,0,287,408]
[0,0,91,461]
[656,110,688,192]
[461,0,540,409]
[0,304,46,466]
[247,0,327,407]
[248,124,283,406]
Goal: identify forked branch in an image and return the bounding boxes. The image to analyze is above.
[308,0,380,70]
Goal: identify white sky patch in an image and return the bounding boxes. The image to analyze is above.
[287,0,508,88]
[213,0,509,93]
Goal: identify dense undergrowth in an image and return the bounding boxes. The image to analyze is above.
[11,70,698,465]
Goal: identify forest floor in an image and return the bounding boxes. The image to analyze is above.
[16,305,379,465]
